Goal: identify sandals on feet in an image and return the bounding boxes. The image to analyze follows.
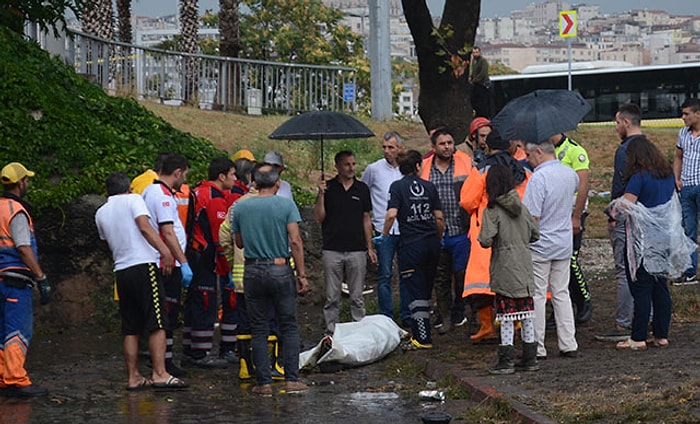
[653,338,670,348]
[616,338,647,351]
[152,376,189,391]
[126,378,152,391]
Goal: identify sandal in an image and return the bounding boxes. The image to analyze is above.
[126,377,152,391]
[152,376,189,391]
[616,338,647,351]
[653,338,670,348]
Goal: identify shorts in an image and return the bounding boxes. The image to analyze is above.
[115,262,168,336]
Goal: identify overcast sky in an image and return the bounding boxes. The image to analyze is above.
[131,0,698,19]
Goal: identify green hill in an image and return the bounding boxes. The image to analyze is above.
[0,28,223,210]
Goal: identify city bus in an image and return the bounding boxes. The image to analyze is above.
[490,61,700,122]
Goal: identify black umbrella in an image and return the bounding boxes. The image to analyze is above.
[491,89,592,143]
[269,111,374,176]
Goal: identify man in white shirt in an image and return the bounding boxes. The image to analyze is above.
[96,172,187,390]
[141,153,193,376]
[362,132,409,324]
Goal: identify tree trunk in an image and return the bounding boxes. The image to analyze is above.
[179,0,200,105]
[218,0,242,111]
[116,0,132,43]
[401,0,480,144]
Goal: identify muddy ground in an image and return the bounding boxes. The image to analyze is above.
[11,196,700,422]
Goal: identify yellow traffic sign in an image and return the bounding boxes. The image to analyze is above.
[559,10,577,38]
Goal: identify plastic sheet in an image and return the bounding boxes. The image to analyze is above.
[299,315,408,370]
[610,193,696,281]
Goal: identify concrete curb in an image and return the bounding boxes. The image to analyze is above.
[424,358,557,424]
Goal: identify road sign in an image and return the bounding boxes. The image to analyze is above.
[559,10,577,38]
[343,83,356,102]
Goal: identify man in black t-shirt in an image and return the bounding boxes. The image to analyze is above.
[314,151,377,336]
[382,150,444,349]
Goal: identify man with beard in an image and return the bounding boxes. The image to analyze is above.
[141,153,193,376]
[420,127,472,334]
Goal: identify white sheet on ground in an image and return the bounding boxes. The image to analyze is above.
[299,315,408,370]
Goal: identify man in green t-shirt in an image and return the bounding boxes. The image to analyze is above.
[550,133,592,325]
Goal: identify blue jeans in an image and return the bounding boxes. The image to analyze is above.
[680,185,700,276]
[627,264,671,342]
[375,234,409,320]
[243,263,300,385]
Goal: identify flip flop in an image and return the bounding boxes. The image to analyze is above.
[616,339,647,351]
[152,376,188,391]
[126,378,152,391]
[653,339,670,348]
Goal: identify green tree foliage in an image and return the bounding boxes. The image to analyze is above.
[240,0,363,65]
[0,28,223,210]
[0,0,81,36]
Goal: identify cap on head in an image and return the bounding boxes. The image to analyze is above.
[1,162,35,184]
[469,117,492,140]
[485,131,510,151]
[231,149,256,162]
[263,151,286,169]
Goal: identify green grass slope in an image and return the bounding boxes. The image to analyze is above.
[0,28,223,209]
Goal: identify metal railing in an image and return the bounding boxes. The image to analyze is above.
[63,30,358,114]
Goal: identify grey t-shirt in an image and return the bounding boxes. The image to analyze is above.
[10,212,31,247]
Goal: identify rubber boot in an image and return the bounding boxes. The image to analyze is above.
[237,334,255,380]
[470,305,496,342]
[488,345,515,375]
[268,335,285,381]
[515,342,540,372]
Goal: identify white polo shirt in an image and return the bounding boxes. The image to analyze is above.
[142,182,187,266]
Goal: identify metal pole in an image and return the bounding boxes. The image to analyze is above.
[567,38,572,91]
[369,0,392,120]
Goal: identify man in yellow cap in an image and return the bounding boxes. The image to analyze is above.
[0,162,51,397]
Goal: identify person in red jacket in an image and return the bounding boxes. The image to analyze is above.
[182,157,237,368]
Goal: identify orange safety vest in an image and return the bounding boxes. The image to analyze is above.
[419,150,473,182]
[460,166,530,298]
[175,183,191,231]
[0,197,36,274]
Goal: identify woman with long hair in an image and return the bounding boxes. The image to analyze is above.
[612,137,693,350]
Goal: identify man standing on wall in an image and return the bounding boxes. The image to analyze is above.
[470,46,491,118]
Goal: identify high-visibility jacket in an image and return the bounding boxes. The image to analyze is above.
[175,183,192,233]
[420,150,473,182]
[219,189,258,293]
[460,161,530,299]
[0,197,37,274]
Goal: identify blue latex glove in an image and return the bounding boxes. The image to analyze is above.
[224,272,234,289]
[180,262,193,288]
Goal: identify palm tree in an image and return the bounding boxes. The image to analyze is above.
[218,0,240,110]
[179,0,199,104]
[82,0,113,40]
[116,0,132,43]
[81,0,114,85]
